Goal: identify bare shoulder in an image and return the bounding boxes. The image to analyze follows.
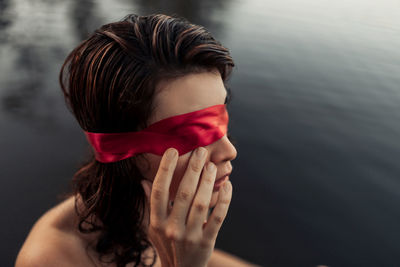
[15,230,91,267]
[15,197,95,267]
[208,248,261,267]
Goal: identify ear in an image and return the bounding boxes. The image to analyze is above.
[141,179,152,205]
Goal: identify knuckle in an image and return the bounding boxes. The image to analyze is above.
[219,198,231,205]
[160,163,170,173]
[202,176,214,185]
[165,227,183,242]
[152,187,163,200]
[177,190,193,202]
[150,221,164,233]
[194,201,208,213]
[190,160,203,173]
[212,215,224,225]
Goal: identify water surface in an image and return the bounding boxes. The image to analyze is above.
[1,0,400,266]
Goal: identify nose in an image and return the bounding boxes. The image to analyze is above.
[206,134,237,163]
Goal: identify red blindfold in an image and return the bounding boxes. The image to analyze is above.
[84,104,229,163]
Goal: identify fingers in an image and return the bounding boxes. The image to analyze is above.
[186,161,217,231]
[148,145,232,263]
[169,147,208,226]
[203,180,232,242]
[150,148,178,223]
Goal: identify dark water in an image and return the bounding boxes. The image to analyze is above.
[1,0,400,266]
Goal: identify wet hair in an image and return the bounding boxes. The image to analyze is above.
[59,13,234,267]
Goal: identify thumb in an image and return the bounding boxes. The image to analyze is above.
[141,179,152,205]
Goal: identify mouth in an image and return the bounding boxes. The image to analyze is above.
[216,171,231,181]
[213,172,231,192]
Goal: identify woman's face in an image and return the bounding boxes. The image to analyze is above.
[136,70,237,208]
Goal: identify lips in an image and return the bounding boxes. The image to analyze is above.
[213,172,231,192]
[216,172,231,181]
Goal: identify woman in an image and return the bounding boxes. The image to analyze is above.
[16,14,257,267]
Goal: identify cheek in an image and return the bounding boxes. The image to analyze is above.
[168,153,220,209]
[140,152,219,208]
[139,152,193,201]
[137,153,161,181]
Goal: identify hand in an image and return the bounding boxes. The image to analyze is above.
[141,147,233,267]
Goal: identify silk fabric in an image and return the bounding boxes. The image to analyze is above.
[84,104,228,163]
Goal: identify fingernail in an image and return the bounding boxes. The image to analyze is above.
[223,180,231,192]
[166,148,177,159]
[206,162,215,172]
[196,147,206,157]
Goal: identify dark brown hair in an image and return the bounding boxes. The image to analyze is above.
[59,13,234,267]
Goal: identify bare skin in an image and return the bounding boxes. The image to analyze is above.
[15,194,257,266]
[16,71,260,267]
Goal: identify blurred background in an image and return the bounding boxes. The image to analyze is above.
[1,0,400,266]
